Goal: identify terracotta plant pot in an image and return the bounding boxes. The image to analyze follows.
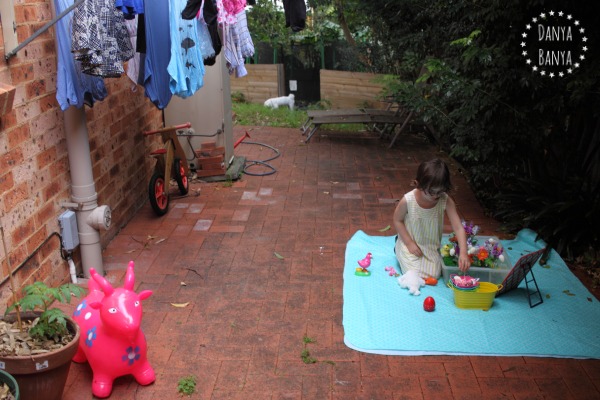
[0,313,80,400]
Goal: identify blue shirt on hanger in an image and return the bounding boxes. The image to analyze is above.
[54,0,107,110]
[143,0,173,109]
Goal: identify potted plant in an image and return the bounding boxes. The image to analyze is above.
[1,281,85,400]
[0,369,19,399]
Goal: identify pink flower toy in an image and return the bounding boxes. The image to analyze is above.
[72,261,155,398]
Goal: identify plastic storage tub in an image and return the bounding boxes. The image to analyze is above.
[448,281,502,310]
[441,235,512,285]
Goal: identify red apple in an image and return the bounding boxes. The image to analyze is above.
[423,296,435,312]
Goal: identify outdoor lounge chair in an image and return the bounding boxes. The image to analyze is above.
[300,100,416,147]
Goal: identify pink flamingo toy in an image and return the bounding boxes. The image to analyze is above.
[72,261,154,398]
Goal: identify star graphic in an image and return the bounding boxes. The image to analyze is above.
[540,71,546,76]
[520,42,526,47]
[567,14,572,20]
[574,63,580,68]
[583,46,588,51]
[559,72,564,77]
[526,59,531,64]
[540,12,546,18]
[583,37,588,42]
[549,11,554,16]
[580,55,586,60]
[558,11,564,16]
[549,72,555,78]
[580,28,585,33]
[522,32,527,38]
[526,24,531,30]
[567,68,573,73]
[522,51,528,56]
[532,66,538,71]
[574,21,579,26]
[532,17,538,23]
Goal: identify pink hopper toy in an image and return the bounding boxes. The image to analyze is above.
[72,261,155,398]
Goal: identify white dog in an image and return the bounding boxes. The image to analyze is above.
[397,270,426,296]
[264,94,295,110]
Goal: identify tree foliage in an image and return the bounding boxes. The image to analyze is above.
[354,0,600,258]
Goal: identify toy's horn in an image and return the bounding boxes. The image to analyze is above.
[124,261,135,291]
[90,267,114,296]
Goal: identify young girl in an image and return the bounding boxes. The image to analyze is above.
[393,158,470,279]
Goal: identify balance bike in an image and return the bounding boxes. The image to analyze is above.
[143,123,191,216]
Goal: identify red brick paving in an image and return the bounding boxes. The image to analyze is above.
[62,126,600,399]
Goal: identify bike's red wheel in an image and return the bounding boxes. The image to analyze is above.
[149,172,169,216]
[174,158,189,195]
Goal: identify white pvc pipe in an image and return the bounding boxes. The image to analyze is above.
[67,257,78,284]
[63,106,104,277]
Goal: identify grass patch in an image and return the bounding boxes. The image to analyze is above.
[232,102,365,132]
[177,375,196,396]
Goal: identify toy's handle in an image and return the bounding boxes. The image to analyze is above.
[143,122,192,136]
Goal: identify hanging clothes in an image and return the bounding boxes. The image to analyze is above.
[283,0,306,32]
[202,0,222,66]
[197,21,216,62]
[234,10,253,60]
[181,0,202,20]
[124,16,141,91]
[54,0,107,110]
[143,0,173,109]
[71,0,134,77]
[167,0,205,98]
[223,9,254,78]
[115,0,144,20]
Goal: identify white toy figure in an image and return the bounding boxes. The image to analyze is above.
[397,270,426,296]
[264,94,295,110]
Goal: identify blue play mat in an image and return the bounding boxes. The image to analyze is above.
[342,229,600,358]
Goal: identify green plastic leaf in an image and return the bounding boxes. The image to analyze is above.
[274,252,285,260]
[378,225,391,232]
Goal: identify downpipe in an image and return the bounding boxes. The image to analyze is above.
[63,106,110,277]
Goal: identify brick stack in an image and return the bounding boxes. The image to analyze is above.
[194,142,226,177]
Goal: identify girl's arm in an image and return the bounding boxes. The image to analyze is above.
[445,196,470,272]
[393,197,423,257]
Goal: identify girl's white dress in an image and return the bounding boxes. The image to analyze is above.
[395,189,447,279]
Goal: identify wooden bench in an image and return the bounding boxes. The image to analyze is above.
[301,106,415,148]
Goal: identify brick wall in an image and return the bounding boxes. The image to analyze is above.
[0,1,163,299]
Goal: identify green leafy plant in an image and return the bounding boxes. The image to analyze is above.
[177,375,196,396]
[5,281,86,341]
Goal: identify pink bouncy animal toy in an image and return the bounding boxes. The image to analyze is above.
[72,261,155,398]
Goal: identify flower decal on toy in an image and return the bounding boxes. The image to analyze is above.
[74,299,87,317]
[85,326,97,347]
[122,346,141,365]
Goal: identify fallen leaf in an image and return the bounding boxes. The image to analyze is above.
[171,302,190,308]
[378,225,391,232]
[274,252,285,260]
[155,238,166,244]
[541,264,551,269]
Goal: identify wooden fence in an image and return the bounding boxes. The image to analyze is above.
[319,70,388,109]
[229,64,284,103]
[230,67,389,109]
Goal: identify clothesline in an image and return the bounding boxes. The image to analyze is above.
[54,0,259,111]
[4,0,85,60]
